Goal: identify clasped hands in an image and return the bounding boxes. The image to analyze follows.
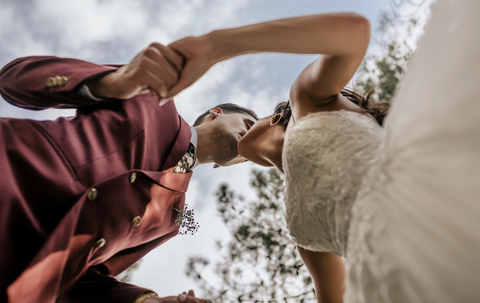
[88,36,214,103]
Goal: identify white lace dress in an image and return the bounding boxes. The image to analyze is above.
[283,110,384,257]
[282,1,480,302]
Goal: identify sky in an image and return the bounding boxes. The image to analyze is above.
[0,0,432,298]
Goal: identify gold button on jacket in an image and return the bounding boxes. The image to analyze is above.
[129,172,137,183]
[87,188,98,201]
[94,238,106,248]
[56,75,68,86]
[46,75,68,87]
[45,77,57,87]
[131,216,142,227]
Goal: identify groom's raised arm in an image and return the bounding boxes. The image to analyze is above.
[0,43,184,110]
[0,56,119,110]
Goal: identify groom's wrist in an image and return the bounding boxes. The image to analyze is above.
[133,291,158,303]
[205,30,239,64]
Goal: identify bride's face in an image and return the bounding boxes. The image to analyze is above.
[237,115,286,170]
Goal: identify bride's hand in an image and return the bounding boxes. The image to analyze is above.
[162,35,215,103]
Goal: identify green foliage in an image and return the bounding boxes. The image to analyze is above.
[185,169,315,303]
[117,260,142,283]
[355,11,426,103]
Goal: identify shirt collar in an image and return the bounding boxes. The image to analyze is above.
[189,125,199,170]
[189,125,197,148]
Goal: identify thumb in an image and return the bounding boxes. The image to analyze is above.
[177,293,201,303]
[165,59,211,99]
[164,77,192,99]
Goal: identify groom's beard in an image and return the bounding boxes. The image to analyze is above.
[211,127,239,166]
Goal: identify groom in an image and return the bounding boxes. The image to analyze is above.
[0,43,257,303]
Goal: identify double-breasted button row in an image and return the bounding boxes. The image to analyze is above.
[91,223,142,251]
[88,173,142,250]
[87,173,136,202]
[128,174,142,228]
[46,75,68,87]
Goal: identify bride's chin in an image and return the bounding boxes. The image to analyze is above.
[238,138,274,167]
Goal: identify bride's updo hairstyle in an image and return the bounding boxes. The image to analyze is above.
[272,101,292,127]
[340,88,389,126]
[274,89,389,127]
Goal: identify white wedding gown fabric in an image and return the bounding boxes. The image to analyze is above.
[283,0,480,302]
[283,111,384,256]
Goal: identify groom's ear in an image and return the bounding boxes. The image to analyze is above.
[209,107,223,119]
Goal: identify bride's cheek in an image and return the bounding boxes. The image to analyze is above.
[237,137,248,158]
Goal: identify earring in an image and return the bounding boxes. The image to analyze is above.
[270,113,283,126]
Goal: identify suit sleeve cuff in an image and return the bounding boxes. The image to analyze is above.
[133,291,159,303]
[77,84,104,101]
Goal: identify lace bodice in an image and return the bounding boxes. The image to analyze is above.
[282,110,384,256]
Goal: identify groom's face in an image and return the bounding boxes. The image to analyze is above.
[209,112,256,167]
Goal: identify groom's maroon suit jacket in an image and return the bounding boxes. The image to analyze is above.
[0,56,192,303]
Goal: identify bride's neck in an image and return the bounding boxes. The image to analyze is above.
[265,131,285,173]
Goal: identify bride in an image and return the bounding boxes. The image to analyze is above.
[166,1,480,302]
[167,12,383,302]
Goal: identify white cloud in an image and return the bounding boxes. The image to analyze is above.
[37,0,138,46]
[175,61,238,123]
[0,5,49,57]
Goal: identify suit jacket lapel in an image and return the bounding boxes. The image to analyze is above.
[162,116,192,171]
[143,170,192,192]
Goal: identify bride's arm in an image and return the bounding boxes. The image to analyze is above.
[297,246,346,303]
[165,13,370,109]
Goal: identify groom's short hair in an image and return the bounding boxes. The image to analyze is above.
[193,103,258,126]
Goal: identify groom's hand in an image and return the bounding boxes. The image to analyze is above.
[161,36,216,104]
[87,43,184,100]
[144,290,211,303]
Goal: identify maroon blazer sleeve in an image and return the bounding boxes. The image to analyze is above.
[56,268,154,303]
[0,56,120,110]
